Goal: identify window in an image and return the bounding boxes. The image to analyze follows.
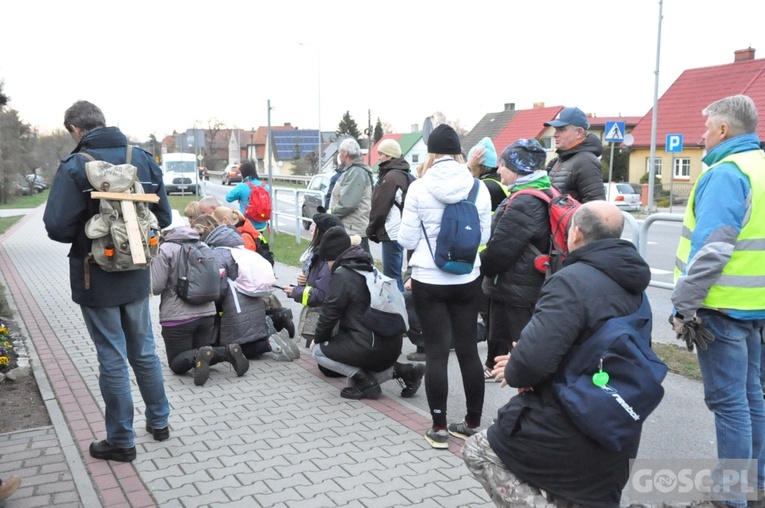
[412,154,419,163]
[541,137,554,150]
[645,157,662,178]
[673,158,690,179]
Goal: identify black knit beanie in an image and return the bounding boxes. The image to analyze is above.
[319,226,351,261]
[312,212,343,234]
[427,124,462,155]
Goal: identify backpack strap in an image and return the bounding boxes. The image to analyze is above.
[503,187,559,259]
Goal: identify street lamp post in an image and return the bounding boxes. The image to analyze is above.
[299,42,321,172]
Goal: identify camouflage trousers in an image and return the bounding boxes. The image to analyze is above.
[463,429,584,508]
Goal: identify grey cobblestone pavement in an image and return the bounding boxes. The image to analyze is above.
[0,208,493,507]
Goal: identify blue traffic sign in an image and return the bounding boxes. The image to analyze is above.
[666,134,684,153]
[604,121,625,142]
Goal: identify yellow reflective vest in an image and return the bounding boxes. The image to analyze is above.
[674,149,765,310]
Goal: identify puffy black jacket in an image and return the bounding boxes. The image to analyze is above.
[546,133,605,203]
[314,246,402,372]
[487,238,651,508]
[367,158,413,242]
[480,188,551,307]
[43,127,172,307]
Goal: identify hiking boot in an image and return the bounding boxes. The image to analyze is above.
[447,420,477,441]
[0,476,21,502]
[268,334,295,362]
[406,347,426,362]
[340,370,382,400]
[194,346,214,386]
[268,307,296,338]
[89,440,136,462]
[424,428,449,449]
[225,343,250,377]
[145,425,170,442]
[394,362,425,398]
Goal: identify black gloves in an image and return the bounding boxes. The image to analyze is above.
[669,314,716,352]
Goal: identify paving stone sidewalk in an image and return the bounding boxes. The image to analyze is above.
[0,208,492,507]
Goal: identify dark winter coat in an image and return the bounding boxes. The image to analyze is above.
[480,188,551,307]
[366,157,413,242]
[487,238,651,508]
[205,225,268,346]
[546,133,606,203]
[314,246,403,372]
[289,250,332,307]
[43,127,172,307]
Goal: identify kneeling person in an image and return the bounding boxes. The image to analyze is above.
[311,226,424,399]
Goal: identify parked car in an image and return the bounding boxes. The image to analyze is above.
[198,166,209,181]
[604,182,642,211]
[15,174,43,196]
[26,174,48,190]
[221,163,243,185]
[301,173,331,229]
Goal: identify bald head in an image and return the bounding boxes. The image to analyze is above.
[567,201,624,251]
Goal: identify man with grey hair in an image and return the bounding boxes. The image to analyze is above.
[44,100,172,462]
[671,94,765,505]
[464,201,651,507]
[329,138,374,253]
[543,106,606,203]
[198,195,220,215]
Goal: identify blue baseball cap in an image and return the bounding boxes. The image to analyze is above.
[467,137,498,168]
[544,107,589,130]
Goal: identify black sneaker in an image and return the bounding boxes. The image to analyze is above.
[406,347,426,362]
[89,440,136,462]
[424,429,449,449]
[194,346,214,386]
[447,421,477,441]
[395,363,425,398]
[145,425,170,442]
[225,344,250,377]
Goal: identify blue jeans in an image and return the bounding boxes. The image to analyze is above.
[81,296,169,448]
[696,310,765,503]
[381,241,404,292]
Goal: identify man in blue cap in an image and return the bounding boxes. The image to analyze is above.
[543,106,605,203]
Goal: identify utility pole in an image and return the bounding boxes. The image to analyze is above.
[647,0,664,211]
[267,100,274,244]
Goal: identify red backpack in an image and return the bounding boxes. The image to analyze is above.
[505,186,581,276]
[244,182,272,223]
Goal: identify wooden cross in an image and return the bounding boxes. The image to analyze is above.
[91,191,159,265]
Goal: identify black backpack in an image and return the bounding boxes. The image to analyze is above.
[170,240,221,305]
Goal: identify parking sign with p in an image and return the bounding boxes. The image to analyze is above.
[666,134,684,153]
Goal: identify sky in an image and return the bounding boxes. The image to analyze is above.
[2,0,765,143]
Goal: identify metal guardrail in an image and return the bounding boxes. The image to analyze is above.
[270,187,323,244]
[638,212,684,290]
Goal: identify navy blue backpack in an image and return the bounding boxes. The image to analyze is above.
[551,294,668,452]
[421,179,482,275]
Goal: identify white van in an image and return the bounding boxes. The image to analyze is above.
[161,153,199,195]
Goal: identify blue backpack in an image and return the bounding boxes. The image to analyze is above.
[551,294,668,452]
[421,179,481,275]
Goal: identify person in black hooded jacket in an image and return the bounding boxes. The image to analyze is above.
[311,226,424,400]
[463,201,652,508]
[543,106,606,203]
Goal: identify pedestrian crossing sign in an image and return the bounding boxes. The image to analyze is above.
[604,121,626,143]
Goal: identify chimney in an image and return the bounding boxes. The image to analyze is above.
[533,102,545,108]
[504,103,515,111]
[734,47,756,62]
[283,122,292,127]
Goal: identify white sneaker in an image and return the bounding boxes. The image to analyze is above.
[268,334,295,361]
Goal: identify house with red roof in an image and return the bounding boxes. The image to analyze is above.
[627,47,765,185]
[369,133,426,173]
[491,105,564,155]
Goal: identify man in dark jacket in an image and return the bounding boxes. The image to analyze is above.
[463,201,651,507]
[366,138,413,292]
[544,106,606,203]
[43,101,173,462]
[311,226,424,400]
